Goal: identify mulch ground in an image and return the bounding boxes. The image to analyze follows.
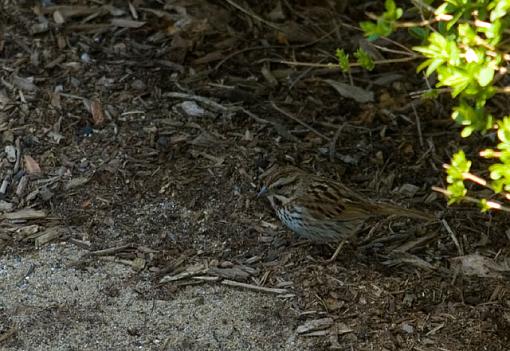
[1,1,510,350]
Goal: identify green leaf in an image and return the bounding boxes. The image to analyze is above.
[383,0,403,20]
[492,178,505,193]
[490,0,510,21]
[409,26,429,40]
[476,66,494,87]
[461,125,475,137]
[335,48,350,72]
[360,21,378,37]
[426,58,445,76]
[354,48,375,71]
[437,67,471,97]
[447,150,471,184]
[446,181,467,204]
[479,198,491,212]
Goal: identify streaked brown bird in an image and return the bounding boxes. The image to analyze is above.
[258,165,433,243]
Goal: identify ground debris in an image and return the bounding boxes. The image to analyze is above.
[0,0,507,350]
[2,209,47,220]
[296,317,334,335]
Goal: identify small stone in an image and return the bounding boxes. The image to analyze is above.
[397,183,420,197]
[401,322,414,334]
[131,79,146,90]
[180,101,208,118]
[0,200,14,212]
[5,145,16,163]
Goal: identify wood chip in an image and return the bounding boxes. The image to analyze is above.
[0,200,14,212]
[296,318,334,334]
[12,75,38,92]
[208,267,250,280]
[64,177,90,191]
[34,226,63,247]
[2,209,47,220]
[131,257,146,271]
[111,18,146,28]
[159,264,208,283]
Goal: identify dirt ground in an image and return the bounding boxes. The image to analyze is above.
[1,1,510,350]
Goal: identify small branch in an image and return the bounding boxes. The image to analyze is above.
[461,172,487,187]
[441,219,463,255]
[84,243,136,257]
[443,165,510,201]
[222,279,290,294]
[223,0,283,32]
[369,43,416,57]
[480,149,501,158]
[494,86,510,94]
[432,186,510,213]
[329,124,345,162]
[272,56,421,69]
[365,12,452,28]
[271,102,330,142]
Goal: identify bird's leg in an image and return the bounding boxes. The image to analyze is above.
[325,238,349,263]
[325,221,367,263]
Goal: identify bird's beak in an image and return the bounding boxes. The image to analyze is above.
[257,186,268,197]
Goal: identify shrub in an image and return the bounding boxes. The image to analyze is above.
[352,0,510,213]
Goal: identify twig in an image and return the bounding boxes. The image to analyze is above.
[0,325,17,343]
[0,174,10,197]
[165,92,229,112]
[441,219,463,255]
[238,107,270,124]
[16,263,35,286]
[239,107,300,142]
[85,243,136,256]
[214,29,337,71]
[329,124,345,162]
[13,137,21,174]
[378,35,418,55]
[223,0,283,32]
[411,102,424,148]
[271,102,330,141]
[222,279,289,294]
[369,43,417,57]
[289,58,326,91]
[366,12,453,28]
[270,56,421,69]
[215,45,274,71]
[432,186,510,213]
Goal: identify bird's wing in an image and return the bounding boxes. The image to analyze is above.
[293,178,372,222]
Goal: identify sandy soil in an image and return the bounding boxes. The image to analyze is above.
[1,243,315,351]
[2,1,510,350]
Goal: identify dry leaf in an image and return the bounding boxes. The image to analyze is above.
[90,99,105,126]
[24,155,41,175]
[323,79,374,103]
[451,253,510,278]
[296,318,334,334]
[12,76,37,92]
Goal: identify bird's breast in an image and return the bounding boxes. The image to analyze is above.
[276,206,305,234]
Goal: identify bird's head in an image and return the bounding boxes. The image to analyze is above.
[257,165,303,207]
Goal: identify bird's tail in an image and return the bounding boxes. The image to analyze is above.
[374,203,436,221]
